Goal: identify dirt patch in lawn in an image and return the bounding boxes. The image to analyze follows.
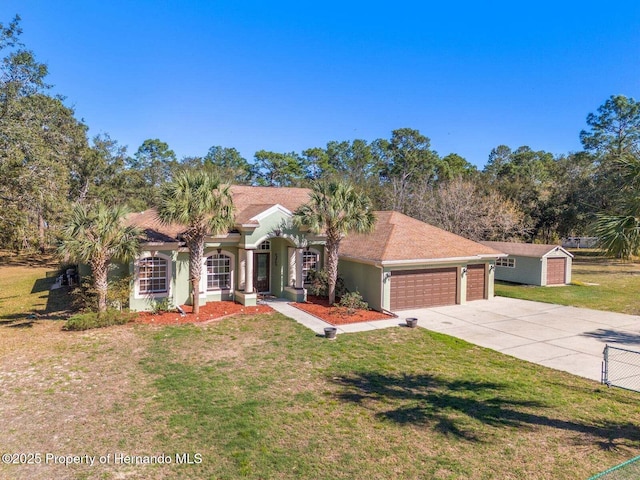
[136,301,274,325]
[292,295,395,325]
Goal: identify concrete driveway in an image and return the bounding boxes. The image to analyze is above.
[397,297,640,382]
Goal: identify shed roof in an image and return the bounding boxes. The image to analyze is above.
[339,211,503,264]
[480,241,574,258]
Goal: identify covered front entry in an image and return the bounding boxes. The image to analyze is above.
[390,268,458,310]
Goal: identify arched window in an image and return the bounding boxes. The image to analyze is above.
[258,240,271,250]
[206,253,232,290]
[302,249,320,284]
[138,256,168,294]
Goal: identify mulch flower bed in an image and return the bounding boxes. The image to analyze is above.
[292,295,395,326]
[136,301,273,325]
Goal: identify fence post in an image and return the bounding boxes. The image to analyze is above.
[602,345,609,386]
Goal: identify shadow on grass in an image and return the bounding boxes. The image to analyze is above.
[581,329,640,346]
[332,372,640,448]
[30,277,53,294]
[0,283,70,324]
[0,252,59,268]
[6,321,34,328]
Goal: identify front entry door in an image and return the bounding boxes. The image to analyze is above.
[254,253,270,293]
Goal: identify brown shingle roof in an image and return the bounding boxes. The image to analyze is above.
[126,185,313,242]
[480,241,573,258]
[339,211,503,264]
[125,210,186,243]
[230,185,311,224]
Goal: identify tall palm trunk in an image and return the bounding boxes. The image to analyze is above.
[326,233,341,305]
[92,260,109,314]
[188,237,205,314]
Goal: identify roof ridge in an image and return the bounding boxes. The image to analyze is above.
[379,217,397,259]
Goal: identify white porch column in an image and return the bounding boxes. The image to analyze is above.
[245,248,254,293]
[238,249,246,290]
[295,248,304,289]
[288,247,296,287]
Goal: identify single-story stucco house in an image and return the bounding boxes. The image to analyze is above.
[480,241,573,286]
[112,185,503,312]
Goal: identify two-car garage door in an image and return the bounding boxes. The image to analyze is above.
[390,268,457,310]
[390,265,487,310]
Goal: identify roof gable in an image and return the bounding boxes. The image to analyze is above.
[126,185,313,242]
[230,185,311,225]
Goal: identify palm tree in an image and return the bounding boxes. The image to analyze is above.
[591,208,640,260]
[59,203,140,314]
[293,180,376,305]
[590,156,640,260]
[157,171,234,314]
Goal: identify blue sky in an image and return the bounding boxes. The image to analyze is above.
[3,1,640,168]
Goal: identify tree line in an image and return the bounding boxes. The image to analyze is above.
[1,15,638,255]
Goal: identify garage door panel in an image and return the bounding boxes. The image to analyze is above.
[466,264,486,301]
[390,268,457,310]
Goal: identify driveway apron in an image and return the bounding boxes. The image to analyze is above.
[396,296,640,381]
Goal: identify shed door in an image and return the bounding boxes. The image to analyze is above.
[390,268,457,310]
[466,264,486,301]
[546,258,566,285]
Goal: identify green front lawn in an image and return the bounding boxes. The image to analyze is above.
[1,311,639,479]
[495,251,640,315]
[1,257,639,479]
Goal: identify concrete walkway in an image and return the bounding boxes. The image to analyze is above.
[400,297,640,382]
[265,295,640,382]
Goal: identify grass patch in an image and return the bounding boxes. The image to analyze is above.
[0,262,70,323]
[63,309,135,331]
[132,314,640,479]
[2,257,640,479]
[495,250,640,314]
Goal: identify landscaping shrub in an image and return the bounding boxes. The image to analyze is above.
[306,269,347,298]
[63,309,135,331]
[336,291,369,314]
[69,277,97,311]
[151,297,174,314]
[70,275,132,311]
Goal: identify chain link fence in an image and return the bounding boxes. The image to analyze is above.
[602,345,640,392]
[589,455,640,479]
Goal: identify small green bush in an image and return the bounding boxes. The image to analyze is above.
[306,269,347,298]
[151,297,174,314]
[63,309,135,331]
[69,277,97,312]
[70,275,132,312]
[336,291,368,315]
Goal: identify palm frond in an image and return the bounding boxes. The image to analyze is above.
[591,213,640,260]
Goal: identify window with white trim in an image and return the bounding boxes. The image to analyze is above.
[496,258,516,268]
[302,250,320,283]
[139,257,168,294]
[206,254,231,290]
[258,240,271,250]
